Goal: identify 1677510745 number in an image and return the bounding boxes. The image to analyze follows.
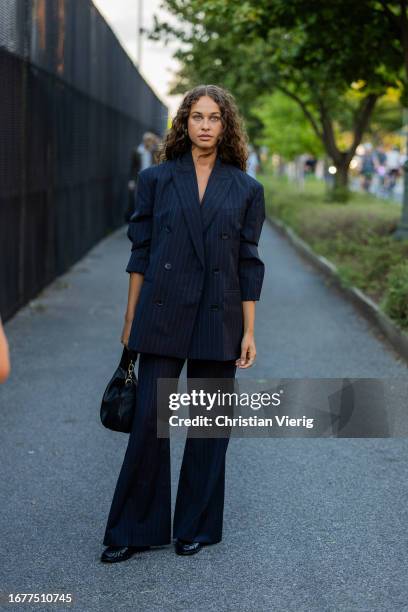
[1,593,73,605]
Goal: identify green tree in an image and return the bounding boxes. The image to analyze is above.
[369,0,408,237]
[364,88,404,143]
[152,0,401,200]
[251,92,324,160]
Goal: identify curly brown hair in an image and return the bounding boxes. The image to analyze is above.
[158,84,249,171]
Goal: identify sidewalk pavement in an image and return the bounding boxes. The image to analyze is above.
[0,222,407,611]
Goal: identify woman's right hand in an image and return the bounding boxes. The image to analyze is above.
[121,317,133,348]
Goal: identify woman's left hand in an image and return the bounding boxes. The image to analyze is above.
[236,332,256,368]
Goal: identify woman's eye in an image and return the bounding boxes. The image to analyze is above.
[190,115,220,122]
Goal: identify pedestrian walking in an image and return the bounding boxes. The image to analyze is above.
[359,143,376,192]
[374,145,387,196]
[137,132,157,171]
[101,84,266,562]
[124,148,142,223]
[126,133,161,222]
[385,145,402,197]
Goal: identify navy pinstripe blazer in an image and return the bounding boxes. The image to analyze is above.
[125,146,266,361]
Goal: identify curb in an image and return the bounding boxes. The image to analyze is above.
[266,214,408,365]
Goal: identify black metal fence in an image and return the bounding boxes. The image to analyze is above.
[0,0,168,320]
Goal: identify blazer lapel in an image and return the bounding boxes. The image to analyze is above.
[172,150,205,268]
[172,148,233,268]
[200,156,233,233]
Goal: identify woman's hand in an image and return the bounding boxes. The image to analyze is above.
[236,331,256,368]
[121,316,133,348]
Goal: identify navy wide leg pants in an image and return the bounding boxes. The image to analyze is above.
[103,352,237,547]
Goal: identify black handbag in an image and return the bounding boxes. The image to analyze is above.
[100,346,139,433]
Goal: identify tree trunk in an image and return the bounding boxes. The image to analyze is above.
[326,161,350,202]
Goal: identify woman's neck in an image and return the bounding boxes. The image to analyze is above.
[191,144,217,170]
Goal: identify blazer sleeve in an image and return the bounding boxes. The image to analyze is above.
[125,168,155,274]
[238,182,266,301]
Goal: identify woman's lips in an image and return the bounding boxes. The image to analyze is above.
[199,135,212,139]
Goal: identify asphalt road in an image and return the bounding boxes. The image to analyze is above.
[0,220,407,612]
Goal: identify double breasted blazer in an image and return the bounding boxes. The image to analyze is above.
[125,146,266,361]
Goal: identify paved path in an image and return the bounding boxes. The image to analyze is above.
[0,220,407,612]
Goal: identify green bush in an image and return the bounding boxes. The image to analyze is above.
[383,262,408,330]
[260,172,408,330]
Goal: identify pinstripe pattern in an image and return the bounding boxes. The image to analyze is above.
[103,353,236,547]
[126,146,266,361]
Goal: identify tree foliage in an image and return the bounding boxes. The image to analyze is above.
[251,92,324,159]
[152,0,405,199]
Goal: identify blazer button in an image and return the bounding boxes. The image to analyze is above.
[164,262,172,270]
[221,232,229,240]
[210,304,219,311]
[155,300,164,306]
[164,225,171,233]
[213,267,220,274]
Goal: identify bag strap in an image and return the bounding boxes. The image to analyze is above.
[119,346,139,370]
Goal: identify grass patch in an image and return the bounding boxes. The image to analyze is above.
[260,174,408,330]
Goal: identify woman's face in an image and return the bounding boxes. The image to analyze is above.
[187,95,223,152]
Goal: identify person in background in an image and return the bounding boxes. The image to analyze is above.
[137,132,157,171]
[126,133,161,222]
[0,317,10,383]
[374,144,387,195]
[150,134,162,165]
[359,143,376,192]
[125,147,142,223]
[385,145,402,197]
[125,132,160,223]
[246,144,260,178]
[304,156,317,175]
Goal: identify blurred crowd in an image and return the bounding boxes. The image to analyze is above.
[355,143,406,198]
[281,144,407,201]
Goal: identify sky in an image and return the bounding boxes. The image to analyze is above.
[92,0,183,118]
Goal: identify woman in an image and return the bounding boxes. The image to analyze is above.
[101,84,266,562]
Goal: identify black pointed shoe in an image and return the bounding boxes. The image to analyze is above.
[174,539,202,556]
[100,545,150,563]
